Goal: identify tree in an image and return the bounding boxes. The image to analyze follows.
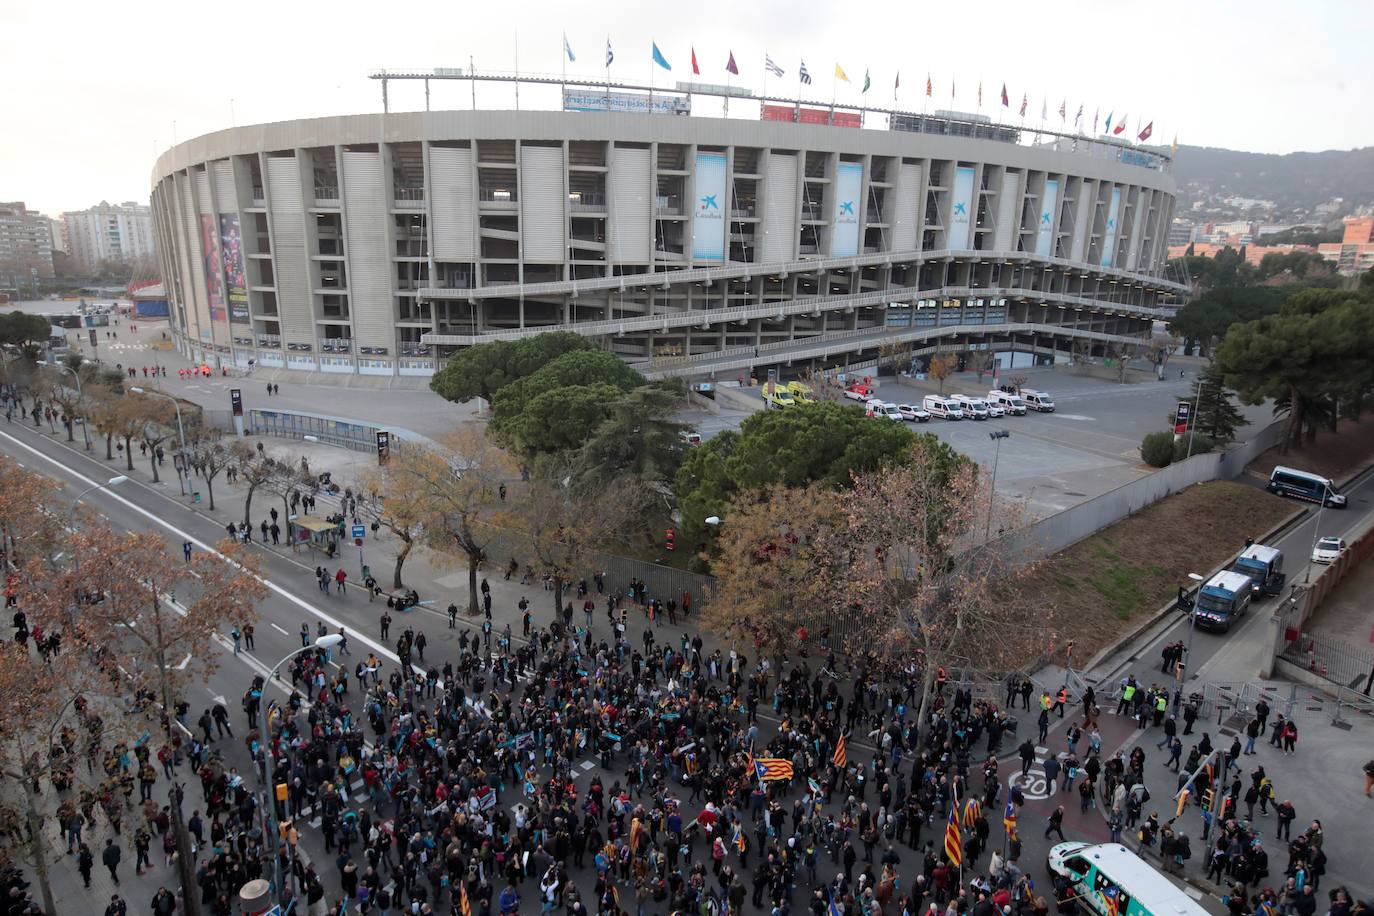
[878,338,914,375]
[128,394,179,484]
[702,483,845,669]
[815,449,1038,745]
[969,350,995,382]
[41,526,264,916]
[675,431,740,551]
[108,396,147,471]
[357,467,427,591]
[230,441,278,527]
[185,427,235,511]
[0,312,53,351]
[490,348,645,431]
[499,382,623,455]
[1108,342,1143,383]
[574,382,689,489]
[724,401,916,491]
[927,352,958,394]
[380,427,516,612]
[1189,363,1249,444]
[430,331,594,404]
[35,365,82,444]
[511,468,629,618]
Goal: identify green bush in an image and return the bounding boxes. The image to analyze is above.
[1173,434,1216,462]
[1140,431,1176,468]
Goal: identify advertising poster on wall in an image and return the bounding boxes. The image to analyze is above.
[218,214,249,324]
[199,215,226,322]
[951,166,977,250]
[1101,187,1122,266]
[691,152,727,261]
[1036,179,1060,256]
[830,162,863,257]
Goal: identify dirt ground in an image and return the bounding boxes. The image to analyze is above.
[1247,414,1374,483]
[1007,480,1294,664]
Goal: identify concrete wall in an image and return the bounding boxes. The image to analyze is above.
[1007,418,1288,562]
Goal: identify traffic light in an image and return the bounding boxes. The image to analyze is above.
[1175,788,1190,818]
[665,527,676,551]
[1200,789,1214,811]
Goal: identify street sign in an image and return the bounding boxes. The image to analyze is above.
[229,388,243,417]
[351,525,366,539]
[376,430,390,465]
[1173,401,1190,436]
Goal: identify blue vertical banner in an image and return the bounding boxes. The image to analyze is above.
[830,162,863,257]
[1036,179,1059,256]
[1101,187,1122,266]
[692,152,727,261]
[951,166,977,250]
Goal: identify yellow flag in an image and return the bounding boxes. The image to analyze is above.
[835,64,850,82]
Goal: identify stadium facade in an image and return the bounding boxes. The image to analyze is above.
[150,105,1184,380]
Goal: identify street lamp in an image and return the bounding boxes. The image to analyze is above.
[129,386,189,500]
[39,361,91,451]
[704,516,722,526]
[263,633,342,905]
[1304,482,1333,585]
[986,429,1010,539]
[1173,571,1206,711]
[67,476,128,621]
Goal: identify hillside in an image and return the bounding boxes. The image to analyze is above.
[1172,145,1374,215]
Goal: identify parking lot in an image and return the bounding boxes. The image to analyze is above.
[680,360,1274,519]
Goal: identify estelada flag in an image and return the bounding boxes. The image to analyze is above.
[459,882,473,916]
[944,804,963,866]
[754,757,794,782]
[832,734,847,768]
[962,797,982,828]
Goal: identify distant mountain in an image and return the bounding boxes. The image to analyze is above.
[1171,145,1374,215]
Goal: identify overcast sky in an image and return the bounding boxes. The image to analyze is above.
[3,0,1370,216]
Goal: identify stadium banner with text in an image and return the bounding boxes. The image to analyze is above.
[830,162,863,257]
[562,88,690,115]
[1036,179,1059,256]
[691,152,727,261]
[951,166,977,250]
[200,215,226,323]
[218,214,249,324]
[1101,187,1122,266]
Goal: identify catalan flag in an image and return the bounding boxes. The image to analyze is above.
[1103,885,1121,916]
[962,797,982,828]
[459,882,473,916]
[832,734,847,768]
[754,757,795,782]
[944,803,963,866]
[1002,800,1018,836]
[733,824,747,853]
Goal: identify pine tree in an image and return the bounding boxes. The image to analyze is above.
[1192,362,1248,443]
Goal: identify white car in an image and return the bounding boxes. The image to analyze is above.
[896,404,931,422]
[984,402,1006,418]
[1311,536,1347,564]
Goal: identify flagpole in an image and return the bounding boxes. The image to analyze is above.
[649,38,655,109]
[830,67,837,123]
[513,28,520,111]
[561,31,566,86]
[470,55,477,110]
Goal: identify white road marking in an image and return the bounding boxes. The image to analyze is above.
[270,622,289,635]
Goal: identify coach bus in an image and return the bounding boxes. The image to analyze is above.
[1267,466,1346,508]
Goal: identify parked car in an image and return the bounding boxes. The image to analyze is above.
[896,403,931,422]
[844,384,876,402]
[1310,536,1347,564]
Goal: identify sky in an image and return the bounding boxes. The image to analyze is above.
[3,0,1371,216]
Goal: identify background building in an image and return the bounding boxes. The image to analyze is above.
[1318,216,1374,275]
[151,103,1184,380]
[63,200,156,272]
[0,201,56,291]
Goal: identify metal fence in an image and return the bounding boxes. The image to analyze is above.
[591,552,715,611]
[1280,631,1374,694]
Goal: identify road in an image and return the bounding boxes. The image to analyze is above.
[11,414,1369,911]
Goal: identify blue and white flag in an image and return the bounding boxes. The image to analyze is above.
[765,54,784,78]
[652,42,671,71]
[564,34,575,62]
[606,38,614,68]
[799,60,812,85]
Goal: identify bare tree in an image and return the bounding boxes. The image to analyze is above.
[185,427,235,511]
[928,352,959,394]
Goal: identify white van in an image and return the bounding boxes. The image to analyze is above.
[1021,388,1055,412]
[950,395,991,420]
[987,390,1027,415]
[1048,842,1210,916]
[922,395,964,419]
[865,401,903,421]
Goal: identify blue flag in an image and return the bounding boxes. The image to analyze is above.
[563,34,575,62]
[652,42,671,71]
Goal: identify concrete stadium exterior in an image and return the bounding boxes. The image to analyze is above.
[150,108,1184,381]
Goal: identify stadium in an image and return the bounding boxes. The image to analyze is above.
[149,77,1186,382]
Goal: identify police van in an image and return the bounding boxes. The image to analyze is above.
[1048,842,1209,916]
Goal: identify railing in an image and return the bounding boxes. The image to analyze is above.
[318,339,352,354]
[1280,632,1374,695]
[394,187,425,207]
[478,189,517,203]
[419,245,1190,302]
[314,186,339,202]
[256,335,281,348]
[400,344,431,357]
[655,199,684,216]
[731,206,757,218]
[568,193,606,211]
[251,186,265,202]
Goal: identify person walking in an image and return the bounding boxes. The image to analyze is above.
[300,622,310,647]
[182,541,192,563]
[102,838,122,885]
[1044,805,1066,841]
[77,843,94,888]
[1364,759,1374,798]
[335,568,347,594]
[1018,740,1036,779]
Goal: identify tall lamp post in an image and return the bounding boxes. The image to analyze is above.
[1172,571,1206,711]
[129,386,189,499]
[986,429,1010,539]
[263,634,342,905]
[1304,482,1333,585]
[68,476,130,576]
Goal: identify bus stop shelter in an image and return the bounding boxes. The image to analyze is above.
[289,515,341,557]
